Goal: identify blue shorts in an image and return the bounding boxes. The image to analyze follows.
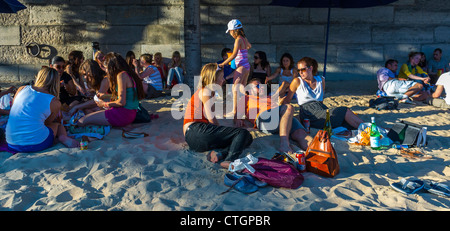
[8,127,54,153]
[256,105,305,135]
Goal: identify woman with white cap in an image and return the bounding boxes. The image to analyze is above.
[219,19,252,119]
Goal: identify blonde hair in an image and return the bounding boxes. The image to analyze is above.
[34,67,60,98]
[199,63,223,89]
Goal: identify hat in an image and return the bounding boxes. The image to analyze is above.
[225,19,243,33]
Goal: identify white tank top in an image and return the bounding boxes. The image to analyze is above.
[6,86,54,145]
[296,75,324,105]
[279,69,294,84]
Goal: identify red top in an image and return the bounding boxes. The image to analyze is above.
[183,88,209,126]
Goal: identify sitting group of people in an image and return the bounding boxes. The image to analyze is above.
[3,49,186,153]
[377,49,450,109]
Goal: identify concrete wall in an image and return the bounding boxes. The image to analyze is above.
[1,0,450,85]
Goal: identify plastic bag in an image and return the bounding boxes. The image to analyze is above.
[348,122,392,146]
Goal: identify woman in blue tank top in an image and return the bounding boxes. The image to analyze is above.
[6,67,79,153]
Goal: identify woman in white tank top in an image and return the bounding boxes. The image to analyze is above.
[281,57,363,130]
[6,67,78,153]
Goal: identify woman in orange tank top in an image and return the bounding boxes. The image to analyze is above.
[183,63,253,169]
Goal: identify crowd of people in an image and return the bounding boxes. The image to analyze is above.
[1,19,449,171]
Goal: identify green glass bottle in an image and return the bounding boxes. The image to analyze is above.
[370,117,381,150]
[323,109,333,136]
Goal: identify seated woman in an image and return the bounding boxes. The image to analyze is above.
[398,51,432,91]
[77,52,145,128]
[133,54,164,99]
[183,63,253,169]
[69,59,109,115]
[282,57,363,130]
[249,51,271,84]
[6,67,79,153]
[266,53,297,98]
[166,51,185,87]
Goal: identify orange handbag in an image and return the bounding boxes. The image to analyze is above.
[305,130,340,178]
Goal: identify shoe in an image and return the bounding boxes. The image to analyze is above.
[399,98,416,105]
[222,173,258,194]
[424,181,450,197]
[233,172,267,187]
[390,177,425,195]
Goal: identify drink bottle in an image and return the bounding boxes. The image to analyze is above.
[370,117,381,150]
[323,109,332,136]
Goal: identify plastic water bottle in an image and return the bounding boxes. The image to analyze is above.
[370,117,381,150]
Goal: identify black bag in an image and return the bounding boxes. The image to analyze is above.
[133,103,151,123]
[387,120,427,146]
[369,97,398,110]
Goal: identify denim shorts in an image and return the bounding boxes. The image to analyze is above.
[256,105,305,135]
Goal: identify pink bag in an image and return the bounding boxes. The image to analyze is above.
[243,158,304,189]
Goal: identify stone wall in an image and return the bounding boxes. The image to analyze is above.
[1,0,450,86]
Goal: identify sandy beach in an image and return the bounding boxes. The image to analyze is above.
[0,85,449,211]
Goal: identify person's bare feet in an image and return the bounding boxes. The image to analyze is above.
[59,135,80,148]
[207,150,222,163]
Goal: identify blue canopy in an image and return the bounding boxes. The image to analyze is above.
[270,0,398,77]
[0,0,26,13]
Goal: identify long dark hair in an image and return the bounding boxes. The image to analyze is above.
[79,59,106,92]
[68,50,84,78]
[253,51,269,70]
[104,52,145,101]
[279,53,294,70]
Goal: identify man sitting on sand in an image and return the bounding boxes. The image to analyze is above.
[377,59,428,104]
[426,66,450,109]
[235,78,313,153]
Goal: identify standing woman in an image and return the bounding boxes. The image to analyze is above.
[282,57,363,130]
[184,63,253,168]
[6,67,79,153]
[77,52,145,127]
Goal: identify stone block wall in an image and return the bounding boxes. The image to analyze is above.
[201,0,450,84]
[0,0,450,86]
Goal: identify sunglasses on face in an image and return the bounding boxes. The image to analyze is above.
[254,56,259,60]
[298,66,311,73]
[55,65,64,70]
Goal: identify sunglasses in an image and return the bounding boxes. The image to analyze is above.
[55,65,64,70]
[254,56,259,60]
[298,66,311,73]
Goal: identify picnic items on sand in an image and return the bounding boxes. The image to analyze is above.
[387,120,427,147]
[227,154,304,189]
[369,96,398,111]
[390,177,450,197]
[305,129,340,178]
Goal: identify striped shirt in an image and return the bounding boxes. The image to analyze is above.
[143,65,163,91]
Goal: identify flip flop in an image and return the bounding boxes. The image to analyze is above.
[424,181,450,197]
[122,130,149,139]
[221,173,258,195]
[233,172,267,188]
[390,177,425,195]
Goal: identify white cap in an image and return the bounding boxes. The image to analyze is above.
[225,19,243,33]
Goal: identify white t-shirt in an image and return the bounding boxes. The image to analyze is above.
[436,72,450,105]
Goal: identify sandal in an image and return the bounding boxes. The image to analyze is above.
[424,181,450,197]
[122,130,149,139]
[390,177,425,195]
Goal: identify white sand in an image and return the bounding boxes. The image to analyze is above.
[0,88,449,211]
